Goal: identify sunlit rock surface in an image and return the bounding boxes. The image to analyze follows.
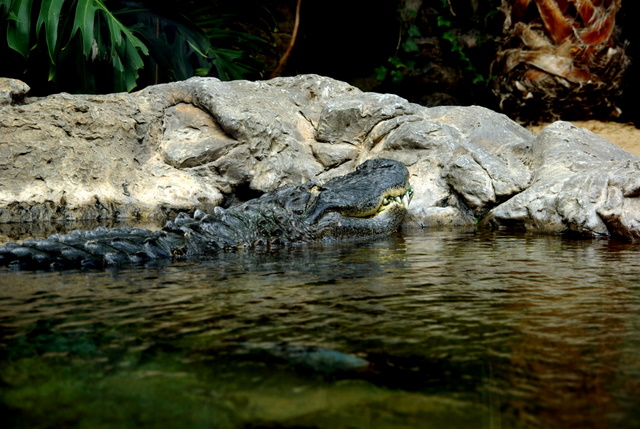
[480,121,640,241]
[1,75,639,240]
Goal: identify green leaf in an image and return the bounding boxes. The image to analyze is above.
[122,41,141,90]
[71,0,97,57]
[211,47,263,80]
[442,31,456,43]
[407,24,422,38]
[47,62,56,81]
[94,1,148,91]
[108,19,122,47]
[374,66,388,81]
[472,73,485,84]
[7,0,34,57]
[405,8,417,18]
[112,48,124,72]
[401,37,418,53]
[485,9,499,19]
[388,56,404,67]
[437,16,451,27]
[0,0,13,15]
[36,0,66,63]
[185,38,208,59]
[194,67,211,76]
[190,5,273,80]
[390,69,403,84]
[104,12,123,56]
[109,36,146,91]
[205,28,271,52]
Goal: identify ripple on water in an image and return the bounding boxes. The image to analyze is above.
[1,229,640,428]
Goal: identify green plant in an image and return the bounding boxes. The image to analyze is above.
[373,1,499,89]
[0,0,274,94]
[1,0,149,92]
[193,5,274,80]
[374,8,421,85]
[436,14,485,84]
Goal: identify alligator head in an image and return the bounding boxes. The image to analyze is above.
[304,158,413,239]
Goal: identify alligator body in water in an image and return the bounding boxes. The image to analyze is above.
[0,159,412,270]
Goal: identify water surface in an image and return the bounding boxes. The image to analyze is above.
[1,229,639,428]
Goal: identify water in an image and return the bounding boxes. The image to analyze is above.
[1,228,640,428]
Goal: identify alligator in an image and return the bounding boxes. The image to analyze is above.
[0,158,412,270]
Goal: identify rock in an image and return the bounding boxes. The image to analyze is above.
[0,78,30,106]
[316,93,418,144]
[160,104,239,169]
[1,74,639,240]
[480,122,640,240]
[366,105,534,227]
[310,141,360,168]
[0,89,223,223]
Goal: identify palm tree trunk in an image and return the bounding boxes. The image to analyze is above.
[492,0,629,123]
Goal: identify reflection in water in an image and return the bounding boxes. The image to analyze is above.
[0,219,165,245]
[1,229,640,428]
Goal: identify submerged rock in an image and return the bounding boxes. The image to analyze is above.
[250,343,370,374]
[0,74,639,240]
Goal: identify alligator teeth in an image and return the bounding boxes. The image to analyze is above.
[401,194,409,207]
[388,194,409,208]
[377,185,413,214]
[399,184,413,208]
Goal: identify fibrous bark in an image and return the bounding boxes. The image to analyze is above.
[492,0,629,122]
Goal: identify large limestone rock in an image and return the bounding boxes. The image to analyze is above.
[1,75,639,240]
[480,121,640,240]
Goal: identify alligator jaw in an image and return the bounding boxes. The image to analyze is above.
[376,183,413,216]
[348,183,413,219]
[315,181,413,240]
